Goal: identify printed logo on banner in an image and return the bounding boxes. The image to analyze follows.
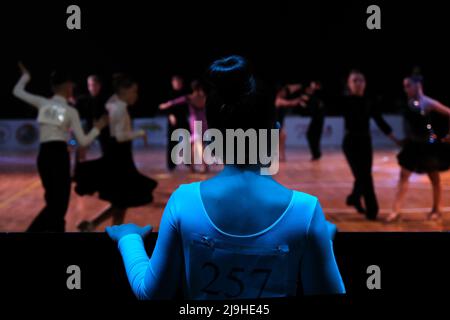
[16,123,38,145]
[0,124,12,145]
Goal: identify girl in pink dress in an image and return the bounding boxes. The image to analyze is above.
[160,80,208,173]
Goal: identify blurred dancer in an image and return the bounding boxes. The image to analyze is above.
[341,70,400,220]
[275,83,305,161]
[160,80,208,173]
[12,62,107,232]
[162,75,189,171]
[107,55,345,299]
[75,74,157,231]
[304,80,325,160]
[75,75,110,157]
[387,76,450,222]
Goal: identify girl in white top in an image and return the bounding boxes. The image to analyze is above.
[13,64,105,146]
[12,62,107,232]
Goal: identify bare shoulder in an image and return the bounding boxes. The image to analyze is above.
[422,95,442,109]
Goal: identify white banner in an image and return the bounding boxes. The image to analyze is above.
[0,115,403,150]
[284,115,403,148]
[0,117,168,150]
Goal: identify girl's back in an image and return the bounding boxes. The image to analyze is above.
[167,177,345,299]
[200,169,293,236]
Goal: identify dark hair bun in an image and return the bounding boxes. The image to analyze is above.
[112,73,136,93]
[206,55,274,132]
[205,56,275,165]
[207,55,255,105]
[50,70,72,88]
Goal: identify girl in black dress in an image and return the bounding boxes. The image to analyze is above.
[75,75,158,231]
[386,76,450,222]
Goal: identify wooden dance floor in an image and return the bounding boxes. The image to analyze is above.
[1,146,449,232]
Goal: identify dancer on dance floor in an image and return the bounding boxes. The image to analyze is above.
[75,74,158,231]
[386,75,450,222]
[162,75,189,171]
[304,80,325,161]
[107,55,345,299]
[275,83,306,161]
[75,74,110,158]
[159,80,208,173]
[341,70,400,220]
[12,62,108,232]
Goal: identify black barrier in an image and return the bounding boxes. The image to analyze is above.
[1,232,449,301]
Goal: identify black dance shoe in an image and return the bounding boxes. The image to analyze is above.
[77,220,96,232]
[346,195,366,214]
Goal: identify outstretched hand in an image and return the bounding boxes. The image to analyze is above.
[159,102,171,110]
[94,114,109,130]
[18,61,30,76]
[106,223,153,242]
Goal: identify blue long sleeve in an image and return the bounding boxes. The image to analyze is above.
[300,201,346,295]
[117,194,183,300]
[116,184,345,299]
[118,234,152,299]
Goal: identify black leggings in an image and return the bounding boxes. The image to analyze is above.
[343,134,378,218]
[27,142,71,232]
[306,113,325,159]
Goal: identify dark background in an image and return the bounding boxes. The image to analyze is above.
[1,0,449,118]
[1,232,449,304]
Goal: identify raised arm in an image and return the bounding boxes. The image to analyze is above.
[275,89,305,109]
[12,72,48,109]
[113,192,183,299]
[159,96,188,110]
[300,200,346,295]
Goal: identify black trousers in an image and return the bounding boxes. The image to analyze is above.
[306,113,325,159]
[343,134,379,219]
[27,142,71,232]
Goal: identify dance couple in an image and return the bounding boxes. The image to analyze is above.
[12,64,157,232]
[341,70,450,221]
[275,81,325,162]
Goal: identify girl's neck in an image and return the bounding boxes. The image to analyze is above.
[221,164,270,177]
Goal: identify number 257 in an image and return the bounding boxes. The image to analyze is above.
[201,262,272,299]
